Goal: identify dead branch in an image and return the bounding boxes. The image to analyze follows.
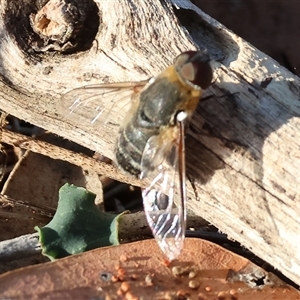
[0,0,300,284]
[2,129,142,187]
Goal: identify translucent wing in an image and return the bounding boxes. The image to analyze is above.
[140,121,186,261]
[59,81,148,126]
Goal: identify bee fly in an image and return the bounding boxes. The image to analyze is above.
[60,51,213,260]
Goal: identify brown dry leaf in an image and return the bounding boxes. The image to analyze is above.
[0,137,104,274]
[0,238,298,300]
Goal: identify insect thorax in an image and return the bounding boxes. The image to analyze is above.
[116,74,197,177]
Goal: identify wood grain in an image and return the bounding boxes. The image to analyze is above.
[0,0,300,285]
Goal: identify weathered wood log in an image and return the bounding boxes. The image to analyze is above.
[0,0,300,285]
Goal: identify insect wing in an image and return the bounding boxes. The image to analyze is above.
[140,124,187,261]
[59,81,148,126]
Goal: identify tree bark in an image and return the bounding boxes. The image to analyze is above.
[1,0,300,285]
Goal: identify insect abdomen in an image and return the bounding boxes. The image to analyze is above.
[116,121,157,176]
[115,71,192,177]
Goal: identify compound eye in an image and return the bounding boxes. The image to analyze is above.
[175,51,213,89]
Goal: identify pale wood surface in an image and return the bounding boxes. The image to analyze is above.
[0,0,300,284]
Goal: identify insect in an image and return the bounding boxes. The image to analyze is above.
[60,51,213,260]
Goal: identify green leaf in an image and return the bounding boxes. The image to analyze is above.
[35,183,122,260]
